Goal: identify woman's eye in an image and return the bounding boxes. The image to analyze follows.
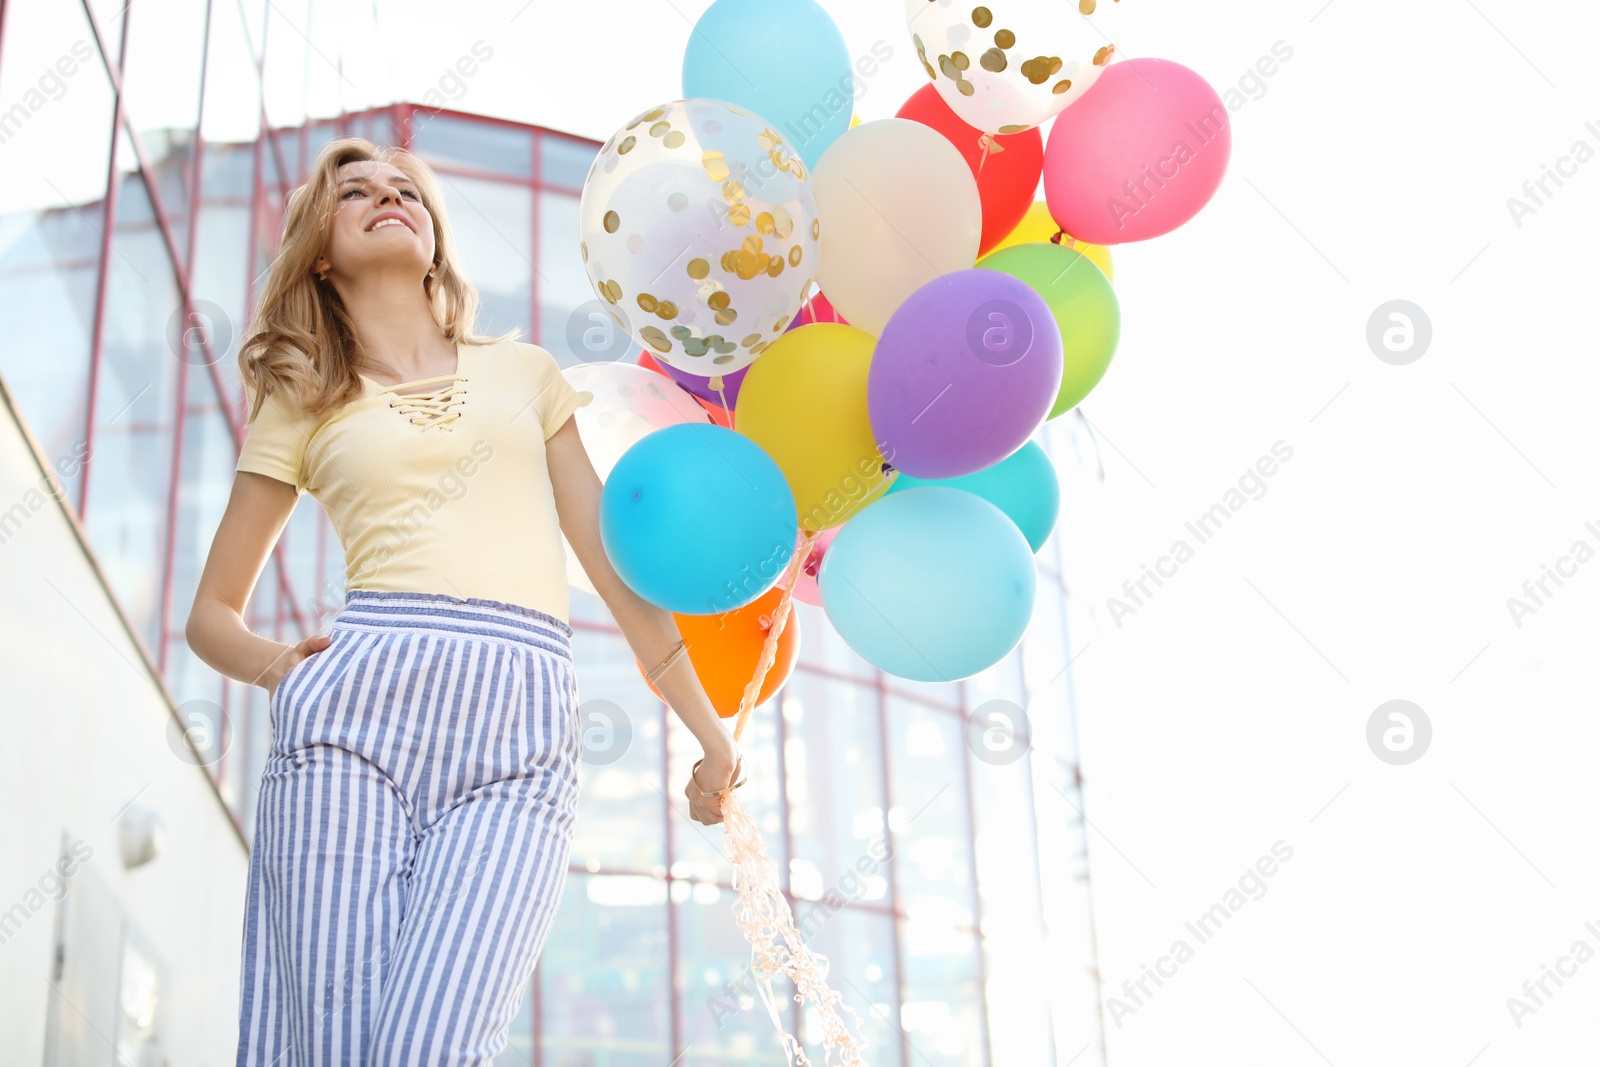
[341,188,365,199]
[400,189,420,201]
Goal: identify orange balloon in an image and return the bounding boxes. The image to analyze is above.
[637,586,801,718]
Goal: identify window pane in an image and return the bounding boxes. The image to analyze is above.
[413,113,532,178]
[539,133,596,192]
[675,894,793,1066]
[570,628,667,874]
[539,873,671,1066]
[794,903,903,1067]
[885,698,975,929]
[433,172,533,338]
[784,671,890,906]
[120,0,208,257]
[899,928,986,1067]
[82,161,181,656]
[535,190,590,359]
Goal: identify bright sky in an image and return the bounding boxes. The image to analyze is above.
[5,0,1600,1063]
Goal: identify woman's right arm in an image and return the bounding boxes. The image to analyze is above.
[184,471,330,692]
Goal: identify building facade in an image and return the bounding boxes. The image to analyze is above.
[0,1,1109,1063]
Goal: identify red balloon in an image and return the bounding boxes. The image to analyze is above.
[637,351,669,375]
[895,83,1043,257]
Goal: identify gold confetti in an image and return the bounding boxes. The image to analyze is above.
[1080,0,1097,11]
[728,204,751,226]
[687,258,710,280]
[656,300,678,320]
[663,130,686,149]
[708,291,731,311]
[637,293,658,313]
[972,6,992,27]
[603,210,620,234]
[995,28,1015,49]
[1094,44,1115,65]
[703,150,730,182]
[649,121,672,138]
[618,135,637,155]
[1052,79,1073,95]
[640,326,671,352]
[723,180,746,204]
[766,257,784,278]
[981,48,1007,72]
[788,245,803,267]
[756,212,775,235]
[771,206,794,239]
[715,308,738,326]
[741,334,762,347]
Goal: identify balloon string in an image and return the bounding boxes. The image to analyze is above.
[732,527,819,742]
[721,524,865,1066]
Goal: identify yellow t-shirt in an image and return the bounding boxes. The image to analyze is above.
[234,338,592,622]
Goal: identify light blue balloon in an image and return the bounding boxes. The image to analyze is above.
[818,487,1036,682]
[682,0,853,169]
[600,424,798,615]
[885,440,1061,553]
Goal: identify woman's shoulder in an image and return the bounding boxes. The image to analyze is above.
[476,337,563,378]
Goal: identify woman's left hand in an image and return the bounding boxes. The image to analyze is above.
[686,742,742,826]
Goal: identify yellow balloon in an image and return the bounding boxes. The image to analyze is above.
[990,201,1115,283]
[735,323,890,533]
[850,113,861,128]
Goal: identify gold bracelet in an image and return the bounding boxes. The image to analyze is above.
[644,638,689,686]
[691,755,746,798]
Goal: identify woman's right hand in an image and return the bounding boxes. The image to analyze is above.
[263,633,332,693]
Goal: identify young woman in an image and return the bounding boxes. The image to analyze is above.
[186,138,743,1066]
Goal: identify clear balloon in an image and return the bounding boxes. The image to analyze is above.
[905,0,1122,135]
[561,364,709,597]
[580,98,820,378]
[813,119,981,337]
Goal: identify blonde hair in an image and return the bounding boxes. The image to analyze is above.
[238,137,512,420]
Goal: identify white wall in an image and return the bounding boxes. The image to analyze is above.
[0,377,248,1065]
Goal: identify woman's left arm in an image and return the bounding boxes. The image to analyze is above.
[545,417,742,826]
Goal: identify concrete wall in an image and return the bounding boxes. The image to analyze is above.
[0,378,248,1064]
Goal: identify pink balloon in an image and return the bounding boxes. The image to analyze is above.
[792,526,840,607]
[1043,58,1231,245]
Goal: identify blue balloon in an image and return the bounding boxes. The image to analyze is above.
[600,424,798,615]
[682,0,853,169]
[885,441,1061,553]
[818,487,1036,682]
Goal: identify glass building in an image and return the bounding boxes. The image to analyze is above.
[0,1,1110,1064]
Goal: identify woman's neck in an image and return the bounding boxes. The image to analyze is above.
[339,277,455,379]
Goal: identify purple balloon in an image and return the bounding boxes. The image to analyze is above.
[869,270,1063,479]
[656,357,747,407]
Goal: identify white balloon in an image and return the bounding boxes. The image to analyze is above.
[812,119,981,338]
[905,0,1121,134]
[561,364,709,596]
[579,98,820,378]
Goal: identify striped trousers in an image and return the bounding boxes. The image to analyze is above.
[236,590,581,1066]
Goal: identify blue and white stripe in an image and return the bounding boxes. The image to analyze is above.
[237,589,581,1066]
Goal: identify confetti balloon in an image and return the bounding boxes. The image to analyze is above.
[580,99,821,378]
[905,0,1122,135]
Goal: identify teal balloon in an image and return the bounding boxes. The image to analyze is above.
[600,424,798,615]
[682,0,852,169]
[818,487,1036,682]
[886,440,1060,553]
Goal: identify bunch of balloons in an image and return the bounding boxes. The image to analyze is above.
[575,0,1230,691]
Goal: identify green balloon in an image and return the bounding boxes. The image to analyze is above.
[978,243,1120,420]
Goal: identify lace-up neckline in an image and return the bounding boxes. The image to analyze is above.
[360,345,468,431]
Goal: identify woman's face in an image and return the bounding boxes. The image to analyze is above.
[314,159,437,284]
